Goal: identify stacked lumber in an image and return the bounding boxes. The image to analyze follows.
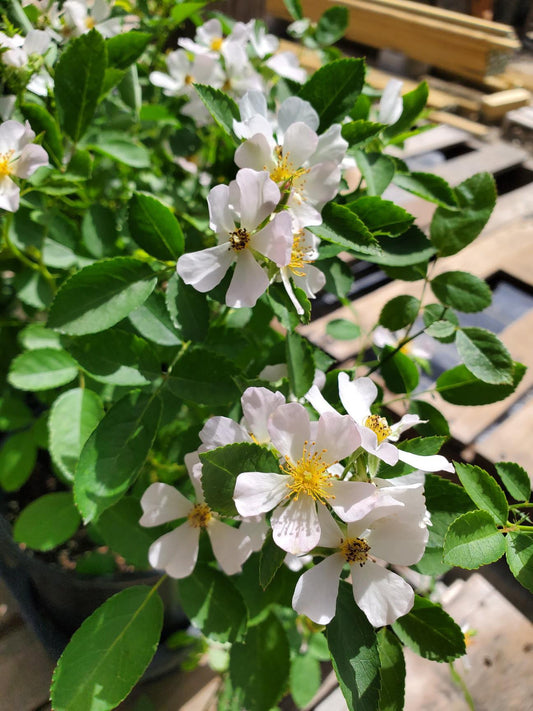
[267,0,521,82]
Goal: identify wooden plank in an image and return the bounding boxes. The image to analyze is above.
[430,141,527,185]
[481,88,532,120]
[427,111,491,138]
[474,396,533,475]
[386,124,471,159]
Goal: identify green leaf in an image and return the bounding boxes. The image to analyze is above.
[95,497,157,569]
[436,361,525,405]
[51,586,163,711]
[88,134,150,168]
[165,273,209,342]
[378,436,448,479]
[105,31,151,70]
[380,346,419,393]
[230,612,290,711]
[383,82,429,140]
[54,30,107,142]
[166,347,239,406]
[299,58,366,132]
[495,461,531,503]
[194,84,239,140]
[290,653,321,708]
[8,348,78,391]
[315,6,348,45]
[48,257,158,335]
[423,303,459,343]
[180,563,247,643]
[286,332,315,398]
[21,102,63,166]
[312,202,379,254]
[454,462,509,525]
[393,172,456,209]
[408,400,450,437]
[259,530,286,590]
[284,0,303,20]
[128,193,185,260]
[392,595,465,662]
[352,226,435,268]
[456,327,513,385]
[342,120,385,147]
[321,259,354,299]
[327,581,381,711]
[377,628,405,711]
[200,443,280,518]
[49,388,104,482]
[128,291,181,347]
[0,392,33,431]
[19,323,63,351]
[326,319,360,340]
[379,295,420,330]
[430,173,497,257]
[443,510,506,568]
[505,532,533,594]
[415,474,476,576]
[171,2,208,24]
[431,271,492,313]
[13,492,81,552]
[75,390,162,523]
[347,196,415,238]
[267,283,311,329]
[0,430,37,491]
[354,151,395,196]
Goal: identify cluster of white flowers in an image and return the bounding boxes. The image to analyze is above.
[141,377,453,628]
[176,92,348,311]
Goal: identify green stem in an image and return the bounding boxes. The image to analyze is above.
[449,662,475,711]
[2,213,57,294]
[510,503,533,510]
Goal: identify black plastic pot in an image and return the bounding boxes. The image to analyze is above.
[0,512,189,678]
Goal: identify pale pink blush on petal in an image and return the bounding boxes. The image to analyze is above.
[292,553,345,624]
[316,504,343,548]
[0,175,20,212]
[251,211,292,266]
[234,133,274,171]
[338,373,377,424]
[241,387,285,443]
[235,169,279,232]
[268,402,310,463]
[282,122,318,167]
[199,416,250,450]
[140,482,192,526]
[15,144,48,178]
[234,471,288,517]
[226,249,269,307]
[271,495,321,555]
[315,412,360,463]
[329,481,380,522]
[368,518,428,566]
[305,385,337,416]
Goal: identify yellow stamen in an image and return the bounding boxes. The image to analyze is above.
[187,503,212,528]
[340,537,370,566]
[229,227,250,252]
[85,16,96,29]
[282,440,334,504]
[364,414,392,444]
[289,231,314,277]
[0,150,15,177]
[184,74,194,85]
[210,37,223,51]
[270,145,309,185]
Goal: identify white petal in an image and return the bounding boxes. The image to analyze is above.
[149,71,182,94]
[0,176,20,212]
[296,161,340,208]
[315,411,361,464]
[208,518,252,574]
[312,124,348,166]
[251,211,292,266]
[14,144,48,178]
[292,553,345,623]
[351,561,414,627]
[234,471,287,517]
[271,496,321,555]
[241,386,285,443]
[305,385,337,416]
[200,416,250,450]
[238,90,267,122]
[265,52,307,83]
[282,122,318,168]
[268,402,310,463]
[278,97,319,136]
[148,525,200,579]
[293,264,326,299]
[329,481,380,522]
[24,29,51,56]
[0,119,28,154]
[316,504,343,548]
[398,450,454,473]
[379,79,404,125]
[235,169,279,232]
[368,518,429,566]
[176,243,234,293]
[226,249,269,308]
[239,514,268,551]
[374,439,400,466]
[207,183,234,234]
[338,373,376,424]
[140,482,192,526]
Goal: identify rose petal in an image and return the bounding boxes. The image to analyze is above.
[292,553,345,624]
[234,471,288,517]
[140,482,192,526]
[148,524,200,579]
[271,495,321,555]
[351,561,414,627]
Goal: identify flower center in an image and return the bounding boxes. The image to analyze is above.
[185,74,194,85]
[270,145,308,185]
[340,537,370,566]
[85,16,96,29]
[364,414,392,444]
[187,503,212,528]
[282,441,334,503]
[289,231,314,277]
[210,37,223,51]
[229,227,250,251]
[0,150,15,177]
